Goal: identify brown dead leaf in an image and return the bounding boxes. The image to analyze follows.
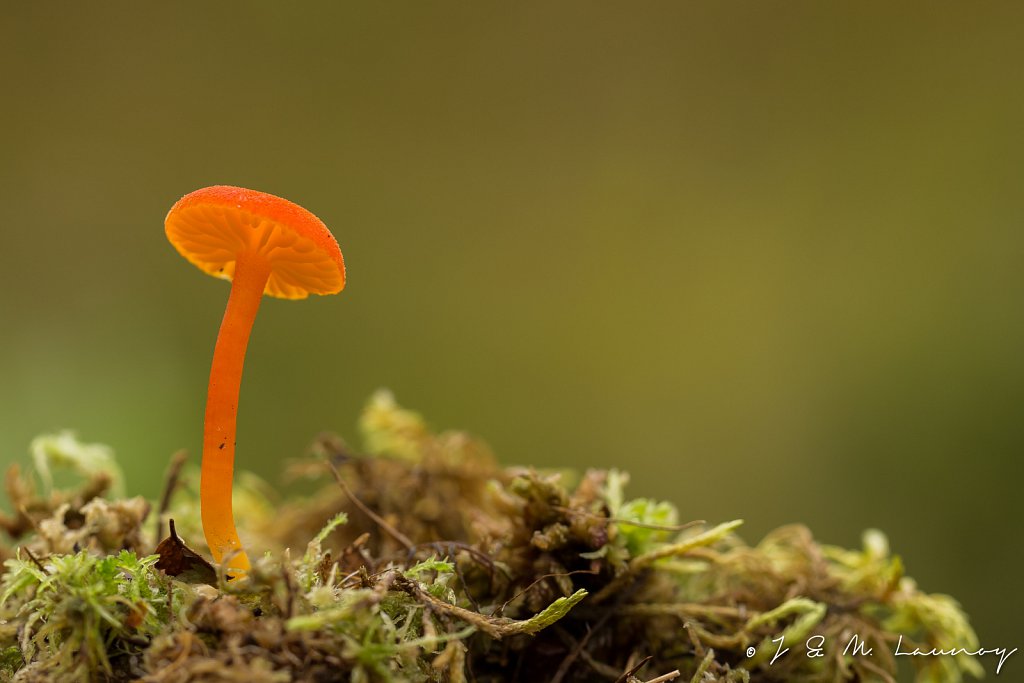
[155,519,216,585]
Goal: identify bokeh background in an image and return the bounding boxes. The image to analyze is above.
[2,2,1022,664]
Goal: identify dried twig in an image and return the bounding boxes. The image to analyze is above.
[555,506,705,534]
[497,568,599,617]
[613,655,653,683]
[154,450,188,546]
[22,546,48,574]
[325,460,415,552]
[591,520,743,605]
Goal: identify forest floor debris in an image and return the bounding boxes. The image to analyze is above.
[0,392,982,682]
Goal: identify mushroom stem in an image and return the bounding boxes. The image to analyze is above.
[201,249,271,576]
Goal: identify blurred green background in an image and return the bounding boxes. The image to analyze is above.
[2,2,1021,663]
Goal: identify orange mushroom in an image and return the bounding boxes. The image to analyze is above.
[165,186,345,576]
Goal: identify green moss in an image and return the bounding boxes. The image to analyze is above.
[0,395,984,682]
[1,549,176,680]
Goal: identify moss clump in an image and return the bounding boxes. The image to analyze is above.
[1,550,174,681]
[0,392,983,682]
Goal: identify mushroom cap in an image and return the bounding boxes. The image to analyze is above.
[165,185,346,299]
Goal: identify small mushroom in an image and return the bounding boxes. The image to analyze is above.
[165,185,345,576]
